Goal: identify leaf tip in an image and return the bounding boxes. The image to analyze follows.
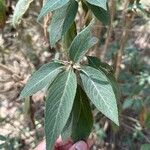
[19,92,25,99]
[115,119,120,126]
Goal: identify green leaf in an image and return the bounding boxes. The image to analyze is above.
[80,66,119,125]
[62,22,77,51]
[12,0,34,27]
[87,56,101,68]
[69,21,98,63]
[141,144,150,150]
[38,0,69,21]
[86,0,107,10]
[0,135,6,141]
[86,2,110,25]
[45,69,77,150]
[71,85,93,142]
[122,99,134,110]
[87,56,113,73]
[49,0,78,47]
[20,62,64,98]
[61,112,73,142]
[61,0,78,35]
[0,143,6,149]
[87,56,120,100]
[0,0,6,29]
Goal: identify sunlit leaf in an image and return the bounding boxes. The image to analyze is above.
[87,56,120,100]
[20,62,64,98]
[12,0,34,27]
[80,66,119,125]
[38,0,69,21]
[69,21,98,63]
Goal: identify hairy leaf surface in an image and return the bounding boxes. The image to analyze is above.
[62,22,77,51]
[45,69,77,150]
[86,0,107,10]
[86,2,110,25]
[80,66,119,125]
[61,112,73,142]
[69,21,98,63]
[87,56,120,100]
[20,62,64,98]
[12,0,34,27]
[71,86,93,141]
[49,0,78,47]
[38,0,69,21]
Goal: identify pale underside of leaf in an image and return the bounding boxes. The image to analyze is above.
[38,0,69,21]
[12,0,34,27]
[20,62,64,98]
[45,69,77,150]
[80,66,119,125]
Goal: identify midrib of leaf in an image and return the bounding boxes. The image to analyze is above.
[90,78,114,113]
[73,36,91,62]
[81,70,114,115]
[51,21,64,45]
[12,0,34,27]
[25,66,63,96]
[50,70,72,145]
[62,0,77,34]
[50,1,77,47]
[52,2,70,42]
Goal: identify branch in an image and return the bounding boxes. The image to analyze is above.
[0,63,14,74]
[115,1,135,79]
[101,0,116,61]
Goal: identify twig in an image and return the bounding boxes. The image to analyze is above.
[121,121,150,143]
[121,122,134,131]
[103,120,109,132]
[0,63,15,74]
[82,10,91,28]
[121,115,139,123]
[94,20,103,57]
[115,2,135,79]
[43,14,51,44]
[101,0,116,61]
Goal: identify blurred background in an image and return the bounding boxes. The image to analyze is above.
[0,0,150,149]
